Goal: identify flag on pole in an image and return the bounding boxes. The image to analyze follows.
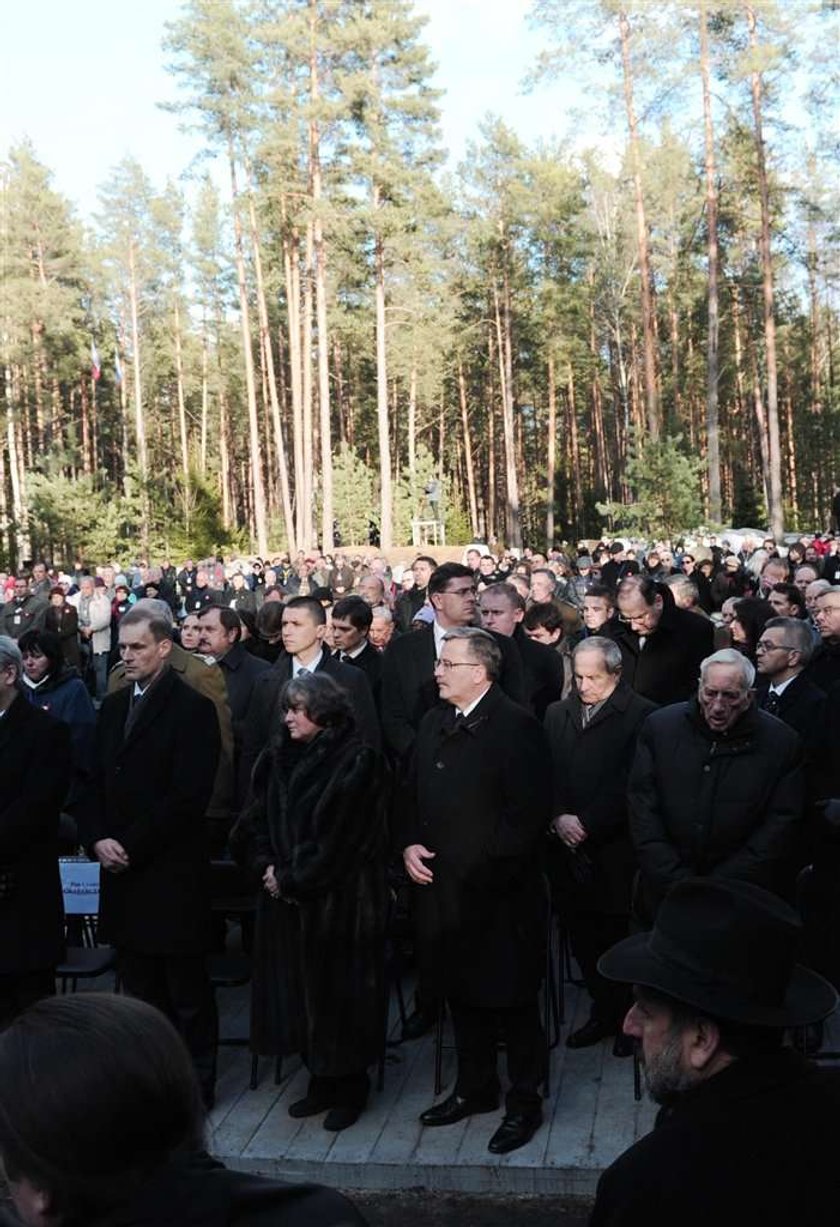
[90,342,101,382]
[114,352,123,386]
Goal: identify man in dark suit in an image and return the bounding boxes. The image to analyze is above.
[394,555,436,632]
[590,879,839,1226]
[807,585,840,693]
[613,575,714,705]
[755,617,825,742]
[402,628,551,1155]
[83,605,221,1106]
[479,582,564,721]
[239,596,380,803]
[330,595,382,708]
[196,603,269,753]
[380,562,526,768]
[0,635,71,1026]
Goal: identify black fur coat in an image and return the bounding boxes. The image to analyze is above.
[231,723,387,1076]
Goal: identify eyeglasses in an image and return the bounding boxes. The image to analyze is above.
[442,586,476,598]
[755,640,797,653]
[618,609,654,626]
[434,658,477,672]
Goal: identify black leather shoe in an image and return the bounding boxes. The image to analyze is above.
[612,1032,635,1058]
[420,1091,499,1127]
[402,1008,436,1042]
[488,1112,543,1155]
[323,1105,363,1131]
[288,1092,334,1119]
[566,1018,612,1049]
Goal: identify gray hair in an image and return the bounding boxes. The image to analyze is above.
[370,605,393,623]
[441,626,502,681]
[0,635,23,681]
[120,601,174,643]
[807,579,831,599]
[763,617,814,665]
[662,574,699,608]
[573,635,623,675]
[280,672,353,729]
[699,648,755,691]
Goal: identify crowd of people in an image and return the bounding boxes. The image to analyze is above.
[2,527,840,1222]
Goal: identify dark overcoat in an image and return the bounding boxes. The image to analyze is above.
[380,623,526,764]
[0,694,71,974]
[628,699,803,920]
[544,682,656,914]
[85,668,220,955]
[239,647,381,803]
[402,685,551,1008]
[590,1051,840,1226]
[756,672,826,744]
[231,724,387,1076]
[512,624,565,721]
[610,585,715,705]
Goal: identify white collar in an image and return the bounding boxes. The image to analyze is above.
[770,674,797,697]
[292,652,321,677]
[458,685,491,720]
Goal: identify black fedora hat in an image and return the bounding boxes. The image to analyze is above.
[598,878,837,1027]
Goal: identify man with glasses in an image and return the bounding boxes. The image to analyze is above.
[401,628,551,1154]
[807,586,840,694]
[629,649,803,924]
[613,575,714,706]
[755,618,825,741]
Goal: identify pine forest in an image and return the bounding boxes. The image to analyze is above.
[1,0,839,566]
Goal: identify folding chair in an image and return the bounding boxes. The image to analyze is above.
[208,860,259,1088]
[56,858,116,992]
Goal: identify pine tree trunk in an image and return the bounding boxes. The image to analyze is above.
[229,149,268,556]
[408,362,417,479]
[746,4,783,540]
[699,0,722,522]
[619,8,659,440]
[302,218,315,551]
[174,299,190,484]
[458,360,479,536]
[374,217,393,550]
[284,223,305,548]
[309,10,333,553]
[494,273,521,549]
[200,334,209,477]
[547,354,557,546]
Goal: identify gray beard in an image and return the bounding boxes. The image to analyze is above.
[643,1029,703,1106]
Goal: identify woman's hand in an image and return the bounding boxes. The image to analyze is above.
[263,864,280,898]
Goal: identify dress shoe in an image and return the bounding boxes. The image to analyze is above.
[401,1008,436,1042]
[323,1105,363,1131]
[612,1032,635,1059]
[566,1018,612,1049]
[288,1091,334,1118]
[420,1091,499,1127]
[487,1111,543,1155]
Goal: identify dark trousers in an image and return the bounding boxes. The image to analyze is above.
[0,969,54,1030]
[307,1070,370,1109]
[449,997,544,1116]
[118,950,218,1099]
[567,911,631,1028]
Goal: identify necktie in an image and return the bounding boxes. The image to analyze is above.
[297,667,310,676]
[124,691,145,740]
[765,690,780,715]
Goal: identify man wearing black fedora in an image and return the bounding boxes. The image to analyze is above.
[589,878,840,1225]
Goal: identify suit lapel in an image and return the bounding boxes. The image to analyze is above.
[120,669,174,751]
[0,691,28,756]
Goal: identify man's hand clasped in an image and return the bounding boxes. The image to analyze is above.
[403,843,435,885]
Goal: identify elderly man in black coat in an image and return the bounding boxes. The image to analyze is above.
[590,878,840,1226]
[544,636,655,1053]
[82,605,221,1106]
[0,635,71,1027]
[401,627,552,1155]
[629,648,803,925]
[613,575,714,705]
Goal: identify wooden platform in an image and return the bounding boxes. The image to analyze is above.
[208,982,657,1198]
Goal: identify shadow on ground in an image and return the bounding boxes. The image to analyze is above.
[351,1190,592,1226]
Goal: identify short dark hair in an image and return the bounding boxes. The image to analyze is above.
[522,601,563,634]
[284,595,326,626]
[256,601,284,640]
[584,582,614,604]
[332,595,373,632]
[769,583,806,616]
[280,672,354,730]
[428,562,474,598]
[17,628,63,676]
[413,555,438,570]
[197,603,242,642]
[0,994,203,1220]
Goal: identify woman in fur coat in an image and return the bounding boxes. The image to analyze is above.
[232,672,387,1132]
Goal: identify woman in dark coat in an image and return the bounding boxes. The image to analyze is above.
[730,596,774,665]
[44,585,80,667]
[232,672,387,1132]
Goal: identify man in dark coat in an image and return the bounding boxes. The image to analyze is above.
[755,616,825,742]
[629,648,803,924]
[806,584,840,693]
[613,575,714,705]
[1,574,48,640]
[380,562,526,767]
[590,878,840,1226]
[479,582,564,721]
[83,605,221,1106]
[401,628,551,1155]
[197,603,269,775]
[544,636,655,1052]
[394,554,436,632]
[0,636,71,1026]
[239,597,380,804]
[330,594,383,709]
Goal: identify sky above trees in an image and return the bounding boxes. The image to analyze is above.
[0,0,582,219]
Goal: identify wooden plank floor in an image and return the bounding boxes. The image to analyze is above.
[208,979,659,1197]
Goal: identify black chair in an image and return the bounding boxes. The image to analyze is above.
[56,859,117,993]
[208,860,258,1087]
[379,886,409,1092]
